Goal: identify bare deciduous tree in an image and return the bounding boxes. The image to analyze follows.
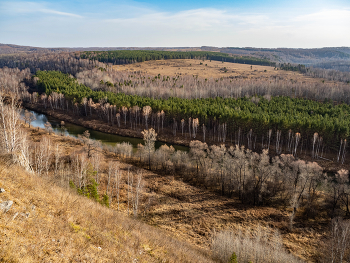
[142,106,152,130]
[115,164,122,211]
[44,121,53,135]
[141,128,157,170]
[24,109,36,128]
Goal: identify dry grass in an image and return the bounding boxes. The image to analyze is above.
[141,176,325,262]
[212,226,303,263]
[113,59,335,84]
[0,155,213,262]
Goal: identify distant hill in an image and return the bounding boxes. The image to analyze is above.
[0,43,202,55]
[0,43,70,54]
[1,43,350,71]
[220,46,350,65]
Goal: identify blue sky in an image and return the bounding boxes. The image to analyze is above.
[0,0,349,48]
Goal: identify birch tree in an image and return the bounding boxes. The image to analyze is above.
[141,128,157,170]
[115,165,122,211]
[142,106,152,130]
[133,171,143,217]
[24,110,36,128]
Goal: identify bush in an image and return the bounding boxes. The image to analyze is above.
[229,252,238,263]
[69,178,101,203]
[212,226,302,263]
[101,194,109,208]
[86,178,100,202]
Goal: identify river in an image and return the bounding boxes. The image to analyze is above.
[23,110,189,152]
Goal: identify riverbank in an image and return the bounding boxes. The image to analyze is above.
[23,102,348,173]
[24,102,191,148]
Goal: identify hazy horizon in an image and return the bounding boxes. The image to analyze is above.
[1,0,349,48]
[2,43,350,50]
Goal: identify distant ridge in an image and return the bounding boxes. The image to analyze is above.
[1,43,350,70]
[0,43,203,54]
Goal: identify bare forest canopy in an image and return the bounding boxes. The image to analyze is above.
[221,47,350,65]
[0,43,74,54]
[0,52,106,75]
[217,47,350,75]
[0,43,204,54]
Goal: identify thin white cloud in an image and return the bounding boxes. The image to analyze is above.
[39,8,82,18]
[105,8,272,32]
[294,8,350,22]
[0,1,82,18]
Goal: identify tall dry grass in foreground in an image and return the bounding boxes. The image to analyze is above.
[212,226,303,263]
[0,155,213,262]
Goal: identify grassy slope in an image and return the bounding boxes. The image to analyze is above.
[0,155,213,263]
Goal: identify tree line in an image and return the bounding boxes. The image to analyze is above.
[79,50,276,67]
[0,52,106,75]
[278,62,350,83]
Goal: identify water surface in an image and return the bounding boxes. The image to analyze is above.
[23,110,189,151]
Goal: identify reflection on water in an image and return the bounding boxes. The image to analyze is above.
[22,110,189,151]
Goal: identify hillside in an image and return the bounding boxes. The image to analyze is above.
[221,47,350,65]
[0,154,212,262]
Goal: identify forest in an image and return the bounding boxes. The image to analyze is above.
[2,49,350,262]
[29,70,350,155]
[79,50,276,66]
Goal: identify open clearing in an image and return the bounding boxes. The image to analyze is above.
[113,59,333,84]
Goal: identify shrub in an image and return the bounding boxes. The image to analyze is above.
[229,252,238,263]
[69,177,101,203]
[212,226,302,263]
[101,194,109,208]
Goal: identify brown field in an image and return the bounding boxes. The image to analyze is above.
[113,59,332,84]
